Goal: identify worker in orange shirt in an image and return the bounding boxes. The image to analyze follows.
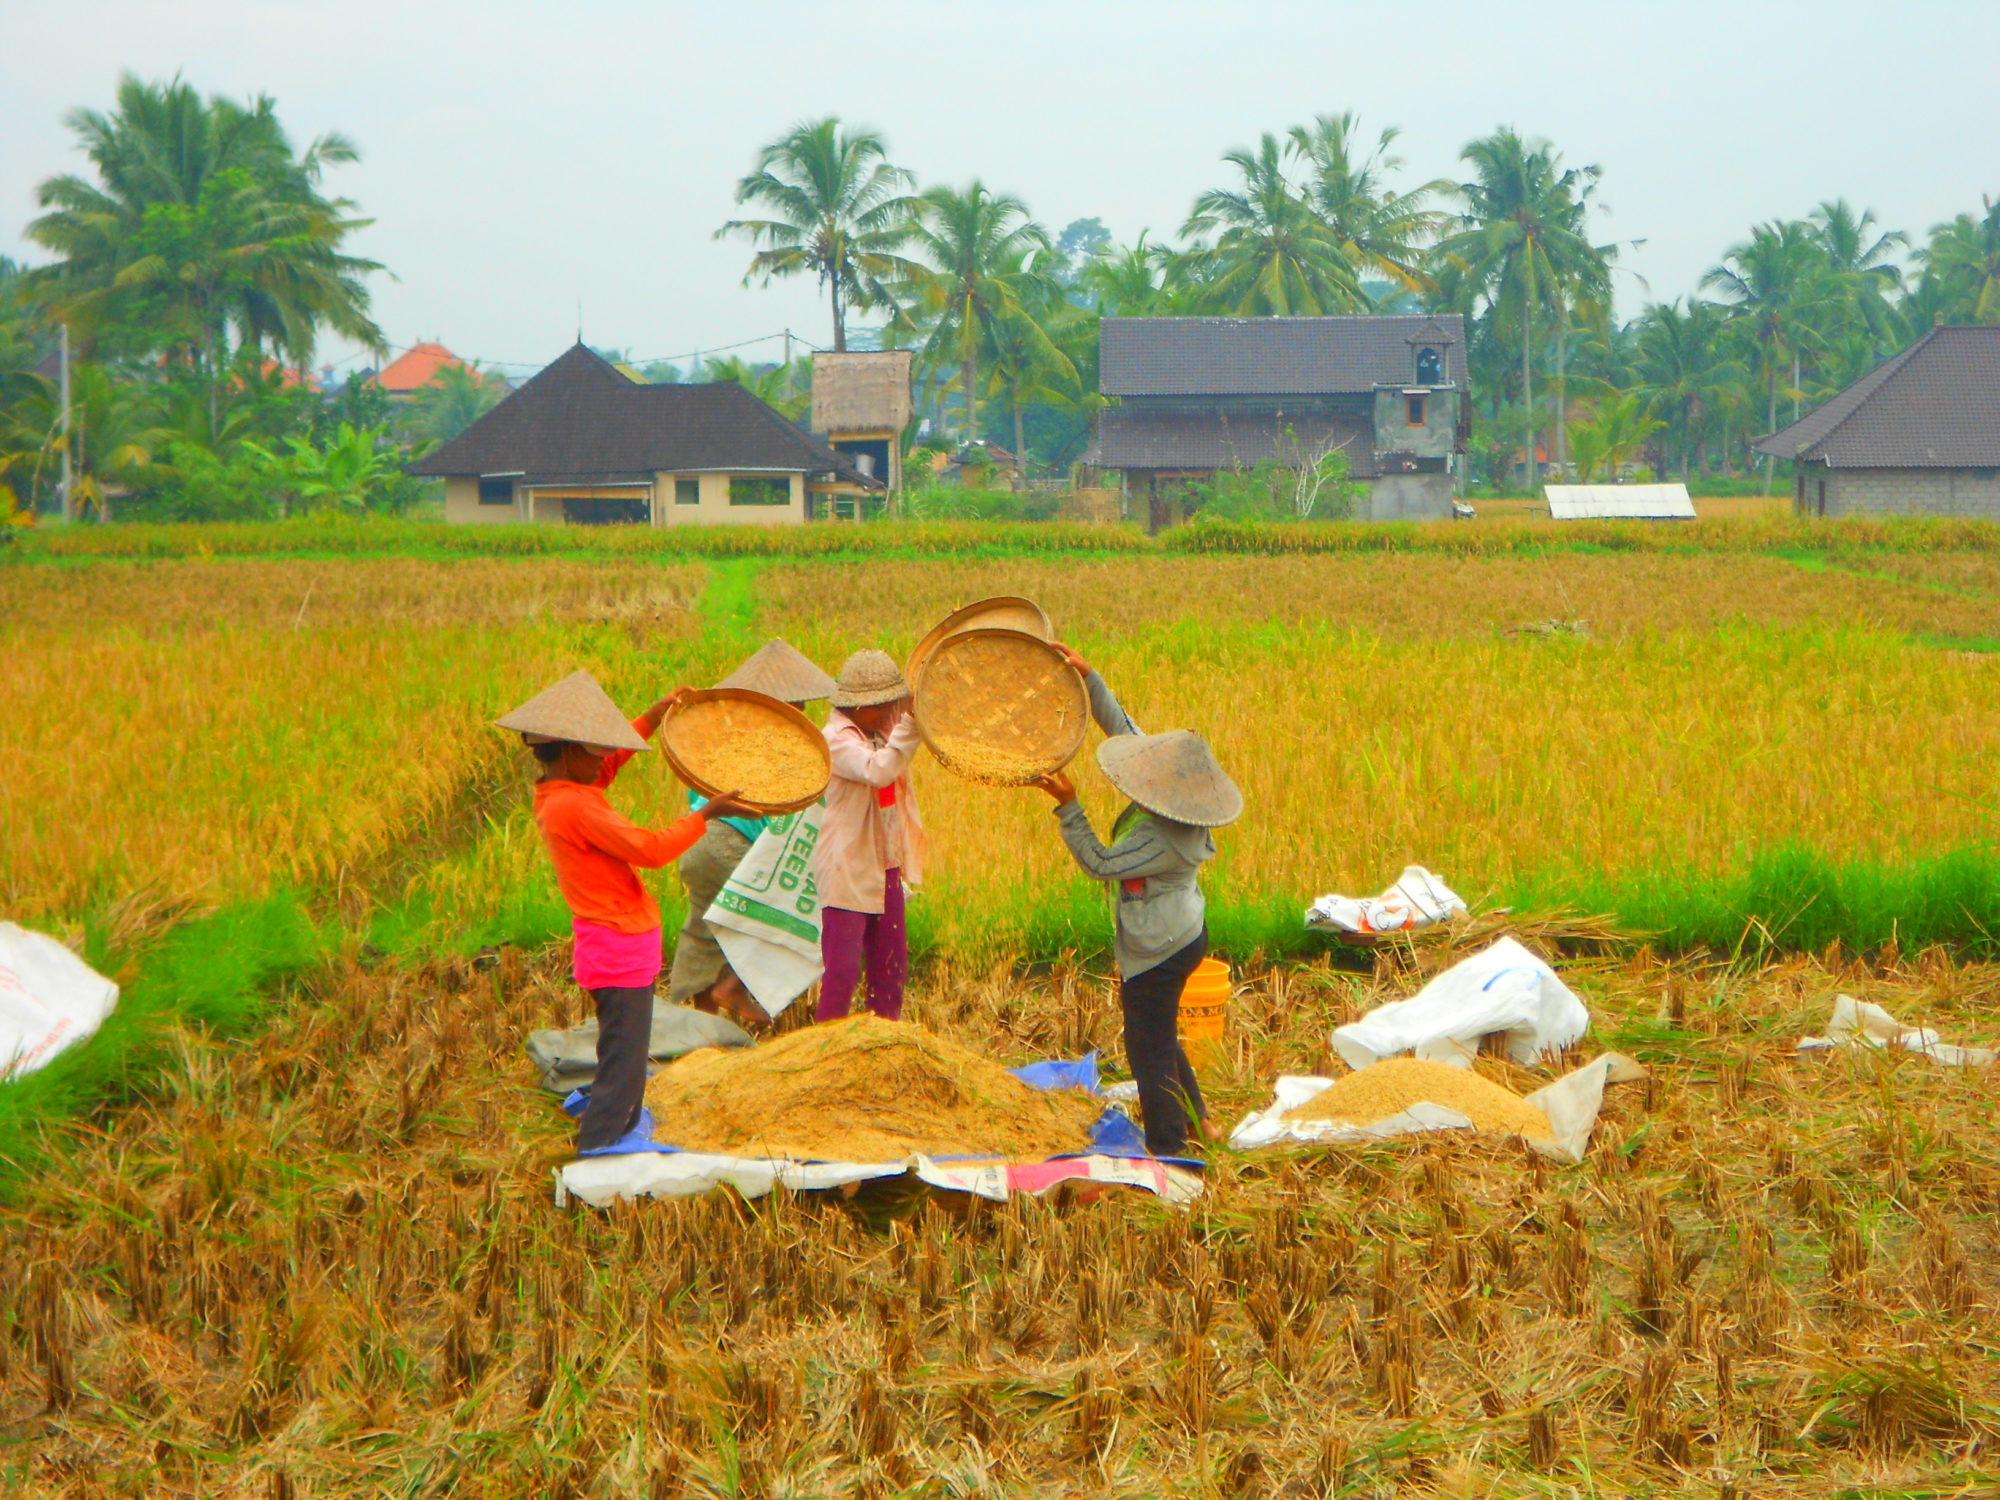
[497,670,752,1153]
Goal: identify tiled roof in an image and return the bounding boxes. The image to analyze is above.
[1082,404,1379,475]
[409,344,872,484]
[372,341,475,393]
[1099,315,1466,397]
[1755,325,2000,468]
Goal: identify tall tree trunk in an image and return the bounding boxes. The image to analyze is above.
[1790,348,1801,423]
[1012,390,1027,484]
[1521,309,1536,493]
[1554,301,1567,476]
[1762,363,1777,492]
[962,348,978,445]
[831,278,845,354]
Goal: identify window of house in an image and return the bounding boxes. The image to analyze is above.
[729,477,791,507]
[674,478,700,506]
[1415,346,1443,385]
[1405,394,1427,427]
[477,477,514,506]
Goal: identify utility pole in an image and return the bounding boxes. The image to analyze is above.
[57,322,72,523]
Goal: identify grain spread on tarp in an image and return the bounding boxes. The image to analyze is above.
[642,1014,1102,1162]
[1290,1057,1552,1138]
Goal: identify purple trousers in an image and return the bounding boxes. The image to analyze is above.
[817,867,906,1022]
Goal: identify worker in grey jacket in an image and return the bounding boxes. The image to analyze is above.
[1032,645,1244,1156]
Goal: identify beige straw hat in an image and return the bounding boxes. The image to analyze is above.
[717,638,838,703]
[495,670,651,754]
[1096,731,1243,828]
[829,649,910,709]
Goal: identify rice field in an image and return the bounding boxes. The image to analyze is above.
[4,520,2000,1496]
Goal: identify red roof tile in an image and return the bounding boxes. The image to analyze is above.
[372,341,475,393]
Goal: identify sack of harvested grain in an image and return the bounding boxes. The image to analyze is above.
[1305,865,1466,936]
[0,923,118,1080]
[1330,936,1587,1069]
[707,803,825,1017]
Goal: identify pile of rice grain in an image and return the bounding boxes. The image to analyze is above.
[643,1014,1102,1162]
[1290,1057,1552,1138]
[931,736,1048,787]
[666,698,826,805]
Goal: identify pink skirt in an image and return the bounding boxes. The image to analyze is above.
[571,919,663,991]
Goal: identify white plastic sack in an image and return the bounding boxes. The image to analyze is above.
[1306,865,1466,935]
[1330,935,1588,1071]
[707,804,824,1017]
[0,923,119,1080]
[1228,1052,1644,1164]
[1799,994,1997,1068]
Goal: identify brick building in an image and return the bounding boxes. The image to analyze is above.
[1757,325,2000,518]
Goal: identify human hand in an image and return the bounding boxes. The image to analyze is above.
[698,789,756,820]
[648,686,693,721]
[1030,770,1077,805]
[1052,642,1090,677]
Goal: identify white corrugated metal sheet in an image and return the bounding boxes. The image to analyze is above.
[1543,483,1696,520]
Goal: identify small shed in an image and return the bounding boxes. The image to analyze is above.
[811,351,914,490]
[1543,483,1695,520]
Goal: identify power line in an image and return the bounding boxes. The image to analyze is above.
[335,327,834,377]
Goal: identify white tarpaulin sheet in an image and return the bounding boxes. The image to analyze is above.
[1306,865,1466,936]
[1798,994,1998,1068]
[1544,483,1695,520]
[707,804,824,1017]
[1228,1052,1645,1164]
[0,923,119,1080]
[1330,936,1589,1070]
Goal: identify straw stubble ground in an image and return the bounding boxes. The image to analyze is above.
[6,531,2000,1494]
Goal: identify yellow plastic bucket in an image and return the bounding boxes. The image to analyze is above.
[1177,957,1231,1072]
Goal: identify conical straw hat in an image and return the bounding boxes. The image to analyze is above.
[717,638,838,703]
[1096,730,1242,828]
[495,670,651,753]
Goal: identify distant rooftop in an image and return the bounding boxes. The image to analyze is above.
[1756,325,2000,469]
[1099,314,1466,397]
[372,341,477,394]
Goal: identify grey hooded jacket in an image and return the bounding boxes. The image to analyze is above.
[1055,671,1215,978]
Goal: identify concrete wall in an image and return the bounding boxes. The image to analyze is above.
[1372,387,1459,460]
[443,475,517,524]
[1363,472,1455,521]
[655,471,806,526]
[1794,461,2000,518]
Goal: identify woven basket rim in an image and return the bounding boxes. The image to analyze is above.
[906,595,1052,684]
[660,688,830,814]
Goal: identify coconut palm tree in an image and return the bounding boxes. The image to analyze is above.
[1434,129,1608,489]
[1808,200,1905,345]
[697,354,812,422]
[1701,220,1834,483]
[717,119,921,353]
[898,183,1060,442]
[979,266,1084,480]
[1286,113,1446,294]
[26,74,382,373]
[405,362,504,447]
[1912,196,2000,325]
[1181,134,1366,316]
[1630,300,1742,480]
[1076,233,1180,315]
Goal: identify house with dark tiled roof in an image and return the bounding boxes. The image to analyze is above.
[1756,325,2000,518]
[1080,315,1469,526]
[410,344,876,526]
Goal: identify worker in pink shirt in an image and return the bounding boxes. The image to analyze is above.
[813,649,926,1022]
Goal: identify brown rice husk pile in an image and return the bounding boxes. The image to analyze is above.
[642,1014,1102,1162]
[1290,1057,1552,1138]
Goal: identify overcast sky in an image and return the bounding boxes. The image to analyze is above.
[3,0,1995,378]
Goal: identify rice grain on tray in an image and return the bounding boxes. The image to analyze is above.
[667,699,826,805]
[642,1014,1101,1162]
[931,736,1048,787]
[1290,1057,1552,1138]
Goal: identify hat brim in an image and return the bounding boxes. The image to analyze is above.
[829,683,910,709]
[1096,732,1243,827]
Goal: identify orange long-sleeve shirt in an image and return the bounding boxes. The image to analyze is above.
[530,716,706,934]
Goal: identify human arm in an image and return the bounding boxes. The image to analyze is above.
[566,796,710,869]
[1053,644,1141,738]
[593,689,692,787]
[1051,801,1181,882]
[826,718,920,789]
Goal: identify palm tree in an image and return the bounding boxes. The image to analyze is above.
[1913,196,2000,325]
[1808,199,1905,344]
[717,119,921,353]
[1630,300,1741,480]
[1076,233,1178,315]
[1435,129,1607,489]
[26,75,382,425]
[697,354,812,422]
[1286,113,1446,294]
[405,363,504,447]
[979,264,1084,480]
[1566,393,1665,482]
[1701,220,1833,483]
[1181,134,1365,315]
[899,183,1058,442]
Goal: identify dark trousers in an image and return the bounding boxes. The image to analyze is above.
[577,984,653,1151]
[1120,931,1209,1157]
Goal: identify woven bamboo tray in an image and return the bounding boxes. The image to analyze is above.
[906,596,1052,684]
[914,628,1087,787]
[660,689,830,814]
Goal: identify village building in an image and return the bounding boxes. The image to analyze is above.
[810,350,913,493]
[411,344,876,525]
[369,340,484,397]
[1757,325,2000,518]
[1081,314,1469,526]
